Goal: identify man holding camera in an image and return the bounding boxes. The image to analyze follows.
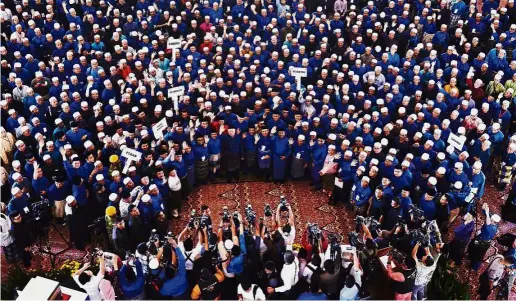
[73,253,106,301]
[411,241,442,300]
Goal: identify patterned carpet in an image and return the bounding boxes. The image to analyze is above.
[2,180,515,299]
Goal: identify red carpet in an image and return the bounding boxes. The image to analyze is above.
[2,180,515,299]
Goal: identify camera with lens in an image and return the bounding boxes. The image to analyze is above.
[245,205,256,224]
[328,233,341,260]
[395,215,406,228]
[148,228,160,244]
[348,231,364,250]
[355,215,365,225]
[90,247,103,264]
[412,229,428,247]
[222,206,230,222]
[409,204,425,221]
[279,196,288,211]
[31,198,50,222]
[307,223,322,244]
[365,217,381,234]
[200,213,211,231]
[188,210,198,228]
[264,204,273,217]
[161,231,173,247]
[126,251,136,265]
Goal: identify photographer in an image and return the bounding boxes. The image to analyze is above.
[177,222,204,288]
[267,248,300,299]
[386,254,417,300]
[119,256,146,299]
[411,242,443,300]
[191,265,225,300]
[218,211,246,299]
[339,249,363,300]
[319,241,341,299]
[160,237,190,299]
[73,254,106,301]
[276,200,296,244]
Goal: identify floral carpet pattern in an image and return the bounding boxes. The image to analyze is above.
[2,180,515,299]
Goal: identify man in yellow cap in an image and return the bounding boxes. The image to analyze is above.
[105,205,117,243]
[108,155,121,176]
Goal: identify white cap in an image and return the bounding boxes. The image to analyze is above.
[12,172,21,180]
[66,195,76,204]
[112,170,120,177]
[11,187,21,195]
[454,181,463,189]
[491,214,501,223]
[12,160,21,168]
[149,184,158,191]
[43,154,51,161]
[109,193,118,201]
[437,167,446,174]
[298,135,305,141]
[328,145,336,150]
[96,174,104,181]
[123,177,131,185]
[455,162,463,169]
[224,239,234,250]
[142,194,151,203]
[421,153,429,160]
[428,177,437,185]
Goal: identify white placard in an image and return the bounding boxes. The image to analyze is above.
[291,67,308,77]
[167,38,181,62]
[447,133,466,150]
[167,38,181,50]
[168,86,185,98]
[121,148,142,161]
[291,67,307,90]
[121,148,142,174]
[152,118,168,139]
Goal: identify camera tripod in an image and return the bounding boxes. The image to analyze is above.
[36,219,72,269]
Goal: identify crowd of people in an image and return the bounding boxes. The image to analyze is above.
[1,0,516,298]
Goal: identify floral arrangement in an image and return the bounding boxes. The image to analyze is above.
[292,243,303,251]
[59,260,82,276]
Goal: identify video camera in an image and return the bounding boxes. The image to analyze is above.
[395,215,406,228]
[31,198,50,222]
[328,233,341,260]
[279,195,289,211]
[188,210,198,228]
[307,223,322,245]
[348,231,365,250]
[200,213,211,232]
[409,204,425,221]
[222,206,231,222]
[412,229,429,247]
[264,204,273,217]
[245,204,256,224]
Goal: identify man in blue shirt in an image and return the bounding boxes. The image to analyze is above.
[468,204,500,270]
[160,239,189,298]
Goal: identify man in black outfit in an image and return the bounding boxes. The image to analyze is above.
[10,211,32,267]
